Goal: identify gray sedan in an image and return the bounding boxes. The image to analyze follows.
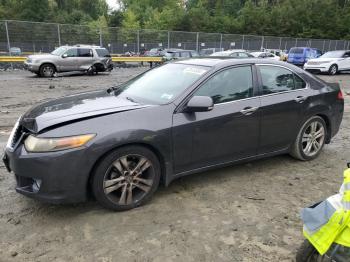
[3,58,344,211]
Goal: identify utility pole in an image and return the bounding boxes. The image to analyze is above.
[57,24,61,46]
[5,21,11,55]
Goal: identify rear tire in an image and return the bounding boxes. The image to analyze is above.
[92,146,161,211]
[328,64,338,75]
[296,240,320,262]
[87,65,96,75]
[290,116,327,161]
[39,64,55,77]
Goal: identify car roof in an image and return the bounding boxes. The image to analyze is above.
[174,57,299,69]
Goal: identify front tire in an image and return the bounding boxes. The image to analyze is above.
[328,64,338,75]
[92,146,161,211]
[39,64,55,77]
[290,116,327,161]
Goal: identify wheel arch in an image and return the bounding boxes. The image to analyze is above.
[39,62,57,72]
[87,142,168,196]
[93,62,105,71]
[316,113,332,144]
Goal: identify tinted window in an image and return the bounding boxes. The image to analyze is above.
[96,48,110,57]
[259,66,305,94]
[195,66,253,104]
[64,48,78,57]
[78,48,93,57]
[294,74,306,89]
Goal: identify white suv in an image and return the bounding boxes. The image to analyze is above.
[304,50,350,75]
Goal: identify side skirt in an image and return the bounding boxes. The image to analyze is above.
[165,148,289,186]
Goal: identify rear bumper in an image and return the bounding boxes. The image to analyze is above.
[2,145,92,204]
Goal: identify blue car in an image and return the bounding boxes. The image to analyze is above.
[287,47,322,66]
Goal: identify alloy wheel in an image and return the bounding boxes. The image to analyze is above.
[102,154,154,205]
[302,121,325,157]
[42,66,54,77]
[330,65,337,75]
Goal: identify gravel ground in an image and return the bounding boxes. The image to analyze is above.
[0,68,349,262]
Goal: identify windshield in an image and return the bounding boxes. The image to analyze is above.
[51,46,68,56]
[320,51,345,58]
[289,48,304,54]
[113,63,209,105]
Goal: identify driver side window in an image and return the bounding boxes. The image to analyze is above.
[194,66,254,104]
[343,52,350,58]
[64,48,78,57]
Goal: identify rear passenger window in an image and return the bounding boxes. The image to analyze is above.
[194,66,253,104]
[258,66,305,94]
[78,48,93,57]
[294,74,306,89]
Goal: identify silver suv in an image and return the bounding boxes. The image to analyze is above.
[25,45,113,77]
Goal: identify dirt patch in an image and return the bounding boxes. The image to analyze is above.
[0,69,349,261]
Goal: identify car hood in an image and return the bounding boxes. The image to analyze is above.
[20,90,152,133]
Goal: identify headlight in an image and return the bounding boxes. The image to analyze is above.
[24,134,95,152]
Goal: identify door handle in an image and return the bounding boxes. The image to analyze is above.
[240,106,259,115]
[295,96,307,103]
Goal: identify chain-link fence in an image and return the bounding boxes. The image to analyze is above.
[1,20,350,55]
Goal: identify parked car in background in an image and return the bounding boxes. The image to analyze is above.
[250,51,280,61]
[163,49,199,61]
[24,45,113,77]
[304,50,350,75]
[210,49,254,58]
[9,47,22,56]
[144,48,164,57]
[287,47,322,66]
[199,48,224,56]
[3,58,344,211]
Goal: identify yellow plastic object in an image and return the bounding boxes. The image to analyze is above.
[0,56,163,63]
[0,56,27,62]
[111,56,163,62]
[303,210,350,255]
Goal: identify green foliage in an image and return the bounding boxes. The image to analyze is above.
[0,0,350,40]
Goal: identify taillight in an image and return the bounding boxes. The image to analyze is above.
[337,90,344,100]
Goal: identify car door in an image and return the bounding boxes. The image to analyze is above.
[337,51,350,70]
[77,48,94,71]
[172,65,260,173]
[257,64,308,154]
[57,48,78,72]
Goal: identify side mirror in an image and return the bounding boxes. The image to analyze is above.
[62,53,68,58]
[186,96,214,113]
